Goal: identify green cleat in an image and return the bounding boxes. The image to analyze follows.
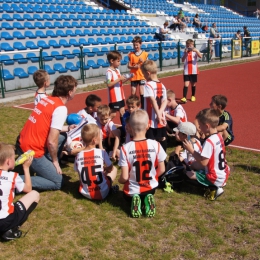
[131,194,142,218]
[144,194,156,217]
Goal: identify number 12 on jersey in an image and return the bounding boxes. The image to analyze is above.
[133,160,152,182]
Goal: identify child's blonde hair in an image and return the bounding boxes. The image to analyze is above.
[141,60,157,74]
[0,143,15,166]
[196,108,219,128]
[33,69,49,88]
[81,124,99,145]
[126,95,140,107]
[167,89,176,99]
[130,110,149,133]
[97,104,110,117]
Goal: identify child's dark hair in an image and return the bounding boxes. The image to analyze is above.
[186,39,194,45]
[52,75,77,97]
[126,95,140,107]
[132,36,142,44]
[196,108,219,128]
[85,94,101,107]
[211,95,227,109]
[107,51,122,62]
[33,69,49,88]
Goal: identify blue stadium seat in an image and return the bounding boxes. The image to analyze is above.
[88,38,97,45]
[84,29,92,36]
[49,40,61,48]
[79,38,88,46]
[75,29,85,36]
[96,37,105,45]
[2,69,15,81]
[13,42,26,50]
[87,60,100,69]
[37,40,49,49]
[62,50,75,59]
[42,52,52,61]
[44,64,55,74]
[66,30,76,37]
[59,39,71,47]
[26,41,38,49]
[92,47,103,56]
[69,14,77,20]
[51,51,64,60]
[43,14,52,20]
[46,30,56,38]
[24,21,35,29]
[36,30,47,38]
[0,55,14,66]
[24,31,36,39]
[69,38,80,47]
[33,14,43,21]
[2,22,13,30]
[72,21,81,28]
[120,36,128,43]
[13,31,25,39]
[35,21,45,29]
[65,62,79,71]
[27,53,39,62]
[118,45,127,54]
[107,29,116,35]
[80,21,88,28]
[14,68,29,78]
[63,22,73,28]
[61,14,69,20]
[113,37,123,44]
[83,48,95,57]
[52,14,61,20]
[13,22,24,30]
[14,53,28,64]
[92,29,101,36]
[56,30,66,37]
[72,49,80,57]
[54,63,68,73]
[2,14,13,21]
[101,47,109,55]
[105,37,113,44]
[97,59,109,68]
[23,14,33,21]
[28,66,38,75]
[54,22,64,28]
[1,32,13,40]
[44,21,55,29]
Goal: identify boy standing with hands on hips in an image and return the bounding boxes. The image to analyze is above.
[181,39,202,103]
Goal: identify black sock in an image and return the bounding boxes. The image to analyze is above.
[192,86,196,96]
[140,95,144,109]
[159,139,167,153]
[19,202,38,227]
[183,87,188,98]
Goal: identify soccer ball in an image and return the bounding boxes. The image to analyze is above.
[70,141,84,149]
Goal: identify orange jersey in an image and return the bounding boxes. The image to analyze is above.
[19,96,66,158]
[106,68,125,103]
[128,51,148,81]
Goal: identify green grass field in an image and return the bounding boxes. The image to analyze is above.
[1,62,260,259]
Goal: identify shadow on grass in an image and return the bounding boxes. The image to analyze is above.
[235,164,260,174]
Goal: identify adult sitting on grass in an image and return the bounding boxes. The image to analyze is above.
[16,75,77,191]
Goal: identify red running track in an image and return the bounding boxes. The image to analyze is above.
[15,60,260,152]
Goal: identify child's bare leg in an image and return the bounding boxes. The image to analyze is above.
[18,190,40,210]
[107,166,117,181]
[119,106,125,117]
[222,129,229,141]
[186,170,197,180]
[131,85,136,95]
[191,161,204,171]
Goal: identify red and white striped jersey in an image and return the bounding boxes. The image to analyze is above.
[0,170,24,219]
[96,119,117,140]
[34,92,47,107]
[143,81,167,128]
[106,68,125,103]
[77,109,97,121]
[165,104,188,123]
[74,148,112,200]
[119,139,167,196]
[181,138,202,165]
[66,115,97,146]
[183,51,199,75]
[201,133,230,187]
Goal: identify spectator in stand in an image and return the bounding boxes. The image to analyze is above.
[253,9,260,19]
[155,21,169,41]
[209,23,220,38]
[169,16,181,32]
[178,8,185,19]
[193,14,202,28]
[178,15,186,32]
[233,30,242,40]
[243,26,251,57]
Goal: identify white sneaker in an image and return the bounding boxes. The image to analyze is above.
[207,187,224,201]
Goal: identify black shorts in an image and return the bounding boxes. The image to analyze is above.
[0,201,27,233]
[146,127,167,140]
[131,80,146,87]
[109,100,125,111]
[183,74,197,83]
[224,134,234,146]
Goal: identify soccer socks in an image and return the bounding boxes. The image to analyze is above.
[183,86,188,98]
[140,94,144,109]
[192,86,196,96]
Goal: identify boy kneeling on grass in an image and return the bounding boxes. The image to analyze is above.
[0,143,40,241]
[118,110,166,218]
[183,108,230,200]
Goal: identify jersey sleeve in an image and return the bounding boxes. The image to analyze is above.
[51,106,68,130]
[15,174,25,193]
[109,121,117,132]
[157,143,167,162]
[106,70,113,84]
[118,146,127,167]
[143,84,154,98]
[201,140,213,159]
[162,85,167,101]
[103,150,112,167]
[175,107,184,118]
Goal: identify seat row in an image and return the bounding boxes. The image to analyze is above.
[0,21,148,30]
[1,28,156,40]
[1,0,88,5]
[0,13,138,21]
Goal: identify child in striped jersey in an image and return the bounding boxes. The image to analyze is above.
[165,89,188,134]
[183,109,230,200]
[141,60,168,152]
[0,143,40,241]
[118,110,167,218]
[74,124,117,200]
[181,39,202,103]
[33,69,50,107]
[106,51,130,123]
